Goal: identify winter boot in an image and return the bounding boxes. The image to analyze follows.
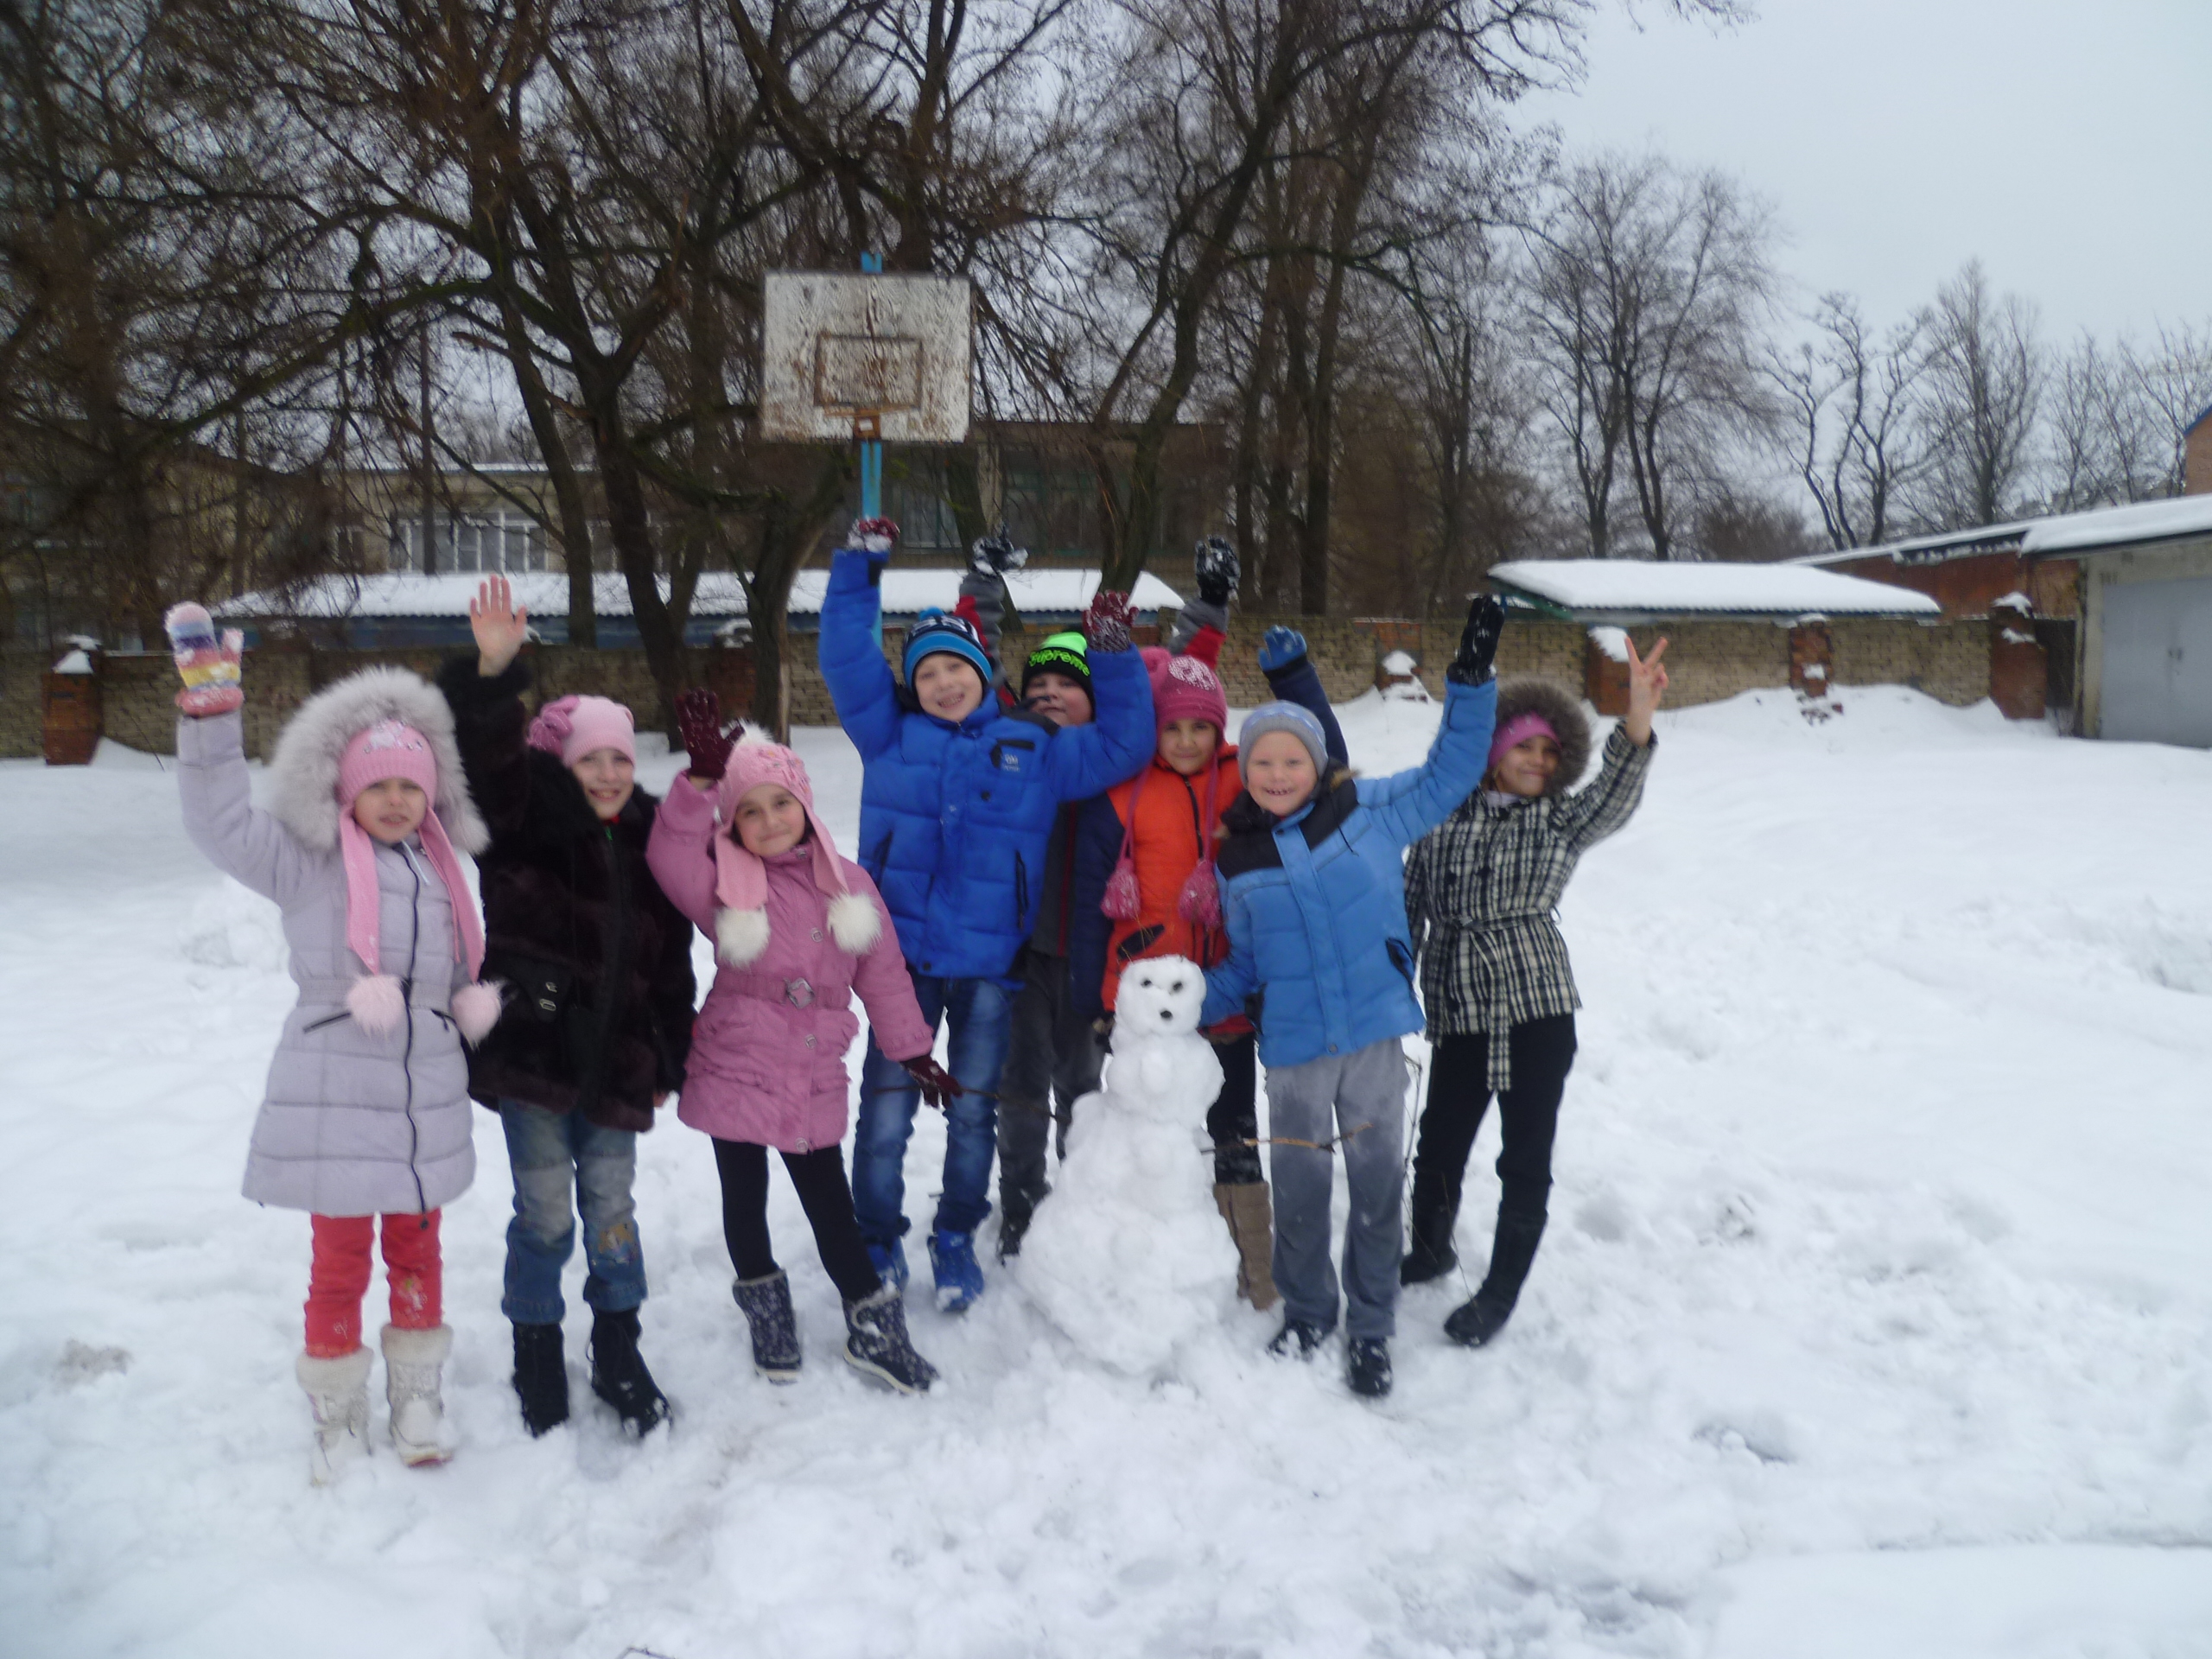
[588,1307,670,1435]
[296,1347,372,1485]
[381,1323,454,1467]
[1347,1337,1394,1400]
[1444,1211,1547,1350]
[1214,1180,1281,1311]
[1266,1317,1327,1360]
[1399,1167,1462,1286]
[842,1282,940,1394]
[866,1238,910,1292]
[996,1187,1046,1262]
[512,1320,569,1436]
[732,1270,802,1384]
[927,1229,985,1313]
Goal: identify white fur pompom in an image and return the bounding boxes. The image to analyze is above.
[346,973,407,1035]
[450,980,504,1044]
[826,891,882,954]
[716,906,771,967]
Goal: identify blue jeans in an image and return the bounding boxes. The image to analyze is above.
[853,972,1014,1245]
[499,1100,646,1325]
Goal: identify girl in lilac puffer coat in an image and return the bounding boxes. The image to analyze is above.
[648,700,957,1394]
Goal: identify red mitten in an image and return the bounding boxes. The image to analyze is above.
[163,603,244,716]
[1083,589,1135,653]
[674,688,735,781]
[900,1056,963,1112]
[849,517,900,557]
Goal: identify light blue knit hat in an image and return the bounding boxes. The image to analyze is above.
[1236,701,1328,772]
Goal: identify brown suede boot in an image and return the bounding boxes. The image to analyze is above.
[1214,1180,1280,1311]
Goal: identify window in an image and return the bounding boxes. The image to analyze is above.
[388,510,548,573]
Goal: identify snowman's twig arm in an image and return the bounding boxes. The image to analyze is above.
[1205,1123,1373,1155]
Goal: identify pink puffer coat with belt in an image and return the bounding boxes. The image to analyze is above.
[647,781,933,1152]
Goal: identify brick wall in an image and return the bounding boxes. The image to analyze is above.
[3,612,1999,761]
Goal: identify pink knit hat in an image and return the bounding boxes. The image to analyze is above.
[709,734,881,967]
[1488,711,1560,772]
[527,695,636,766]
[1144,646,1229,733]
[333,719,493,1038]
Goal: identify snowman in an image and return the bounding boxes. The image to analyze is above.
[1013,956,1244,1375]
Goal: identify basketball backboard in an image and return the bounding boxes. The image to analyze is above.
[760,271,972,443]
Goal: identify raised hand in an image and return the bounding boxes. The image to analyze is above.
[849,517,899,559]
[1624,635,1669,747]
[1082,588,1135,653]
[901,1055,963,1112]
[1194,537,1240,607]
[969,525,1028,577]
[1258,625,1307,674]
[469,574,530,677]
[163,602,244,716]
[673,687,736,782]
[1446,594,1506,686]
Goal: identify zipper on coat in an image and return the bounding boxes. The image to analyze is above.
[577,823,628,1116]
[399,841,427,1215]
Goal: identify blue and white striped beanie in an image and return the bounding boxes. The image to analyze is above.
[901,608,994,686]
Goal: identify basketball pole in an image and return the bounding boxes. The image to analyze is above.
[859,251,885,649]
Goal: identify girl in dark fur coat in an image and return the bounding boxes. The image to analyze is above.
[1402,636,1668,1349]
[438,575,698,1439]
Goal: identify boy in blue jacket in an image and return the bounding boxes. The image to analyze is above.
[1200,594,1505,1399]
[818,519,1156,1311]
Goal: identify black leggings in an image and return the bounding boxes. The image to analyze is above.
[1208,1031,1262,1186]
[1411,1015,1578,1224]
[710,1140,880,1303]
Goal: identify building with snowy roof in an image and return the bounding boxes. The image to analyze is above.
[1484,559,1942,625]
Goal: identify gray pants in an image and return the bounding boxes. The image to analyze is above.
[996,947,1103,1219]
[1266,1039,1410,1341]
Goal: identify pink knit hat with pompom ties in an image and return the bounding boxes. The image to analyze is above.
[709,731,882,967]
[527,695,636,766]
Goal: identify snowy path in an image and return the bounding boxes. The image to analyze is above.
[3,689,2209,1657]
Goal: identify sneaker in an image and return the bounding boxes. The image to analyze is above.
[927,1230,985,1313]
[866,1238,910,1292]
[1347,1338,1393,1399]
[1266,1318,1327,1360]
[843,1284,939,1394]
[1443,1294,1514,1349]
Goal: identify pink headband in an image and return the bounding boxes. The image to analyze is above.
[1488,712,1560,772]
[528,695,637,767]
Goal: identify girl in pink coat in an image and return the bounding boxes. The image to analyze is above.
[649,695,958,1394]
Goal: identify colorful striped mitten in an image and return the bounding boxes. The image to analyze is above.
[163,602,245,715]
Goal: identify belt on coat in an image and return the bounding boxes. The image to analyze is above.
[719,970,820,1009]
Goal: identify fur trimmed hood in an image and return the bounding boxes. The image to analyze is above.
[1491,677,1592,798]
[265,666,488,855]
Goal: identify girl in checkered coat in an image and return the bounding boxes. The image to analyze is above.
[1402,636,1669,1349]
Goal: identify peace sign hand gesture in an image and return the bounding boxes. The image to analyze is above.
[1624,635,1669,747]
[471,575,530,677]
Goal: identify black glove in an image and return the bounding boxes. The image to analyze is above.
[1194,537,1239,607]
[1446,594,1506,685]
[901,1056,963,1112]
[969,526,1028,577]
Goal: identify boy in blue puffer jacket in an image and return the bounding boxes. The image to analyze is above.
[1200,594,1505,1400]
[818,519,1156,1311]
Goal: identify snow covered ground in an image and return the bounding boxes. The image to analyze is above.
[3,685,2210,1658]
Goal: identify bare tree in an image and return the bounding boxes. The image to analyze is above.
[1520,152,1778,560]
[2125,319,2212,497]
[1911,258,2044,531]
[1771,293,1927,550]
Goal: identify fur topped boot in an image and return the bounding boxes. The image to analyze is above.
[296,1346,373,1485]
[381,1324,454,1465]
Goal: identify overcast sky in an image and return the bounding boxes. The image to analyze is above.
[1516,0,2212,346]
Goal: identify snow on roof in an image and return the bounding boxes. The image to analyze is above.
[1793,521,2037,569]
[220,567,1184,621]
[2019,494,2212,556]
[1487,559,1941,619]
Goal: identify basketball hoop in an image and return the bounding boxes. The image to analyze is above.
[761,271,972,446]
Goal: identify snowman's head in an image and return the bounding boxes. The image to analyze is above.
[1118,955,1206,1037]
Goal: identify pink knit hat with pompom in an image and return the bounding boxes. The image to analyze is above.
[709,733,882,967]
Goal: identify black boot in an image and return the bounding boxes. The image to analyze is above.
[732,1271,801,1384]
[1444,1211,1546,1350]
[1347,1338,1393,1399]
[588,1307,670,1434]
[1399,1166,1462,1286]
[512,1321,569,1437]
[996,1189,1042,1262]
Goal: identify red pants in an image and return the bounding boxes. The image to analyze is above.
[305,1211,443,1357]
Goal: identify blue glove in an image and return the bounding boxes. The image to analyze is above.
[1258,626,1307,674]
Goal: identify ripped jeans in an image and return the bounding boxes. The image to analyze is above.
[499,1099,646,1325]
